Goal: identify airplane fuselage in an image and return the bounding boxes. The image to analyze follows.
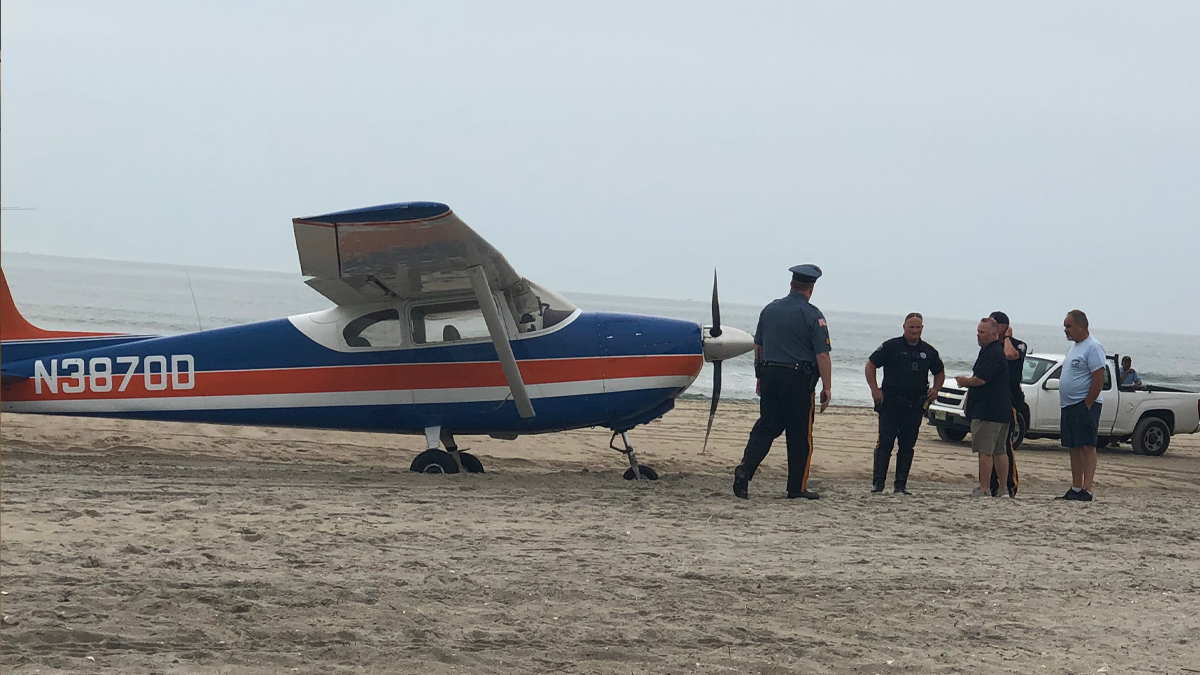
[1,309,705,436]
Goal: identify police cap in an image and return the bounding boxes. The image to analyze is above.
[788,264,823,284]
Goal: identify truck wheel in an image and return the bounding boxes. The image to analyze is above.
[1132,417,1171,456]
[1012,413,1028,450]
[937,426,967,443]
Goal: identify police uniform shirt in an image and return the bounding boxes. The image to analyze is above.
[754,292,831,364]
[868,337,945,397]
[1005,336,1028,406]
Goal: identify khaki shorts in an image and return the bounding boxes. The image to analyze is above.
[971,420,1010,456]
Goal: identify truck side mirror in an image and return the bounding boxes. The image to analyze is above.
[1044,379,1060,391]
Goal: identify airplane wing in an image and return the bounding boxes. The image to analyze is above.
[292,202,535,418]
[292,202,523,306]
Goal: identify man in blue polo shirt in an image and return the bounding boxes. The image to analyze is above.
[1058,309,1106,502]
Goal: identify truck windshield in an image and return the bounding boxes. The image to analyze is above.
[1022,357,1056,384]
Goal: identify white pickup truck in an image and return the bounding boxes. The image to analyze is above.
[927,352,1200,456]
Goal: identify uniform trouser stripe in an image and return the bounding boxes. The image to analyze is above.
[801,391,816,492]
[736,368,814,495]
[1009,406,1019,492]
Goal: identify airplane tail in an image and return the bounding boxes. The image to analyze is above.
[2,268,125,368]
[2,268,51,341]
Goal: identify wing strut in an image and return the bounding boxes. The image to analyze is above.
[466,265,536,419]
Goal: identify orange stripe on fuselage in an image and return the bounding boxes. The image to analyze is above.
[3,354,704,402]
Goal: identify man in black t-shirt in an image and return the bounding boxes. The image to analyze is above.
[989,311,1026,497]
[865,312,945,494]
[956,318,1012,497]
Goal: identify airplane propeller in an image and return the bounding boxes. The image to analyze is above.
[700,270,754,454]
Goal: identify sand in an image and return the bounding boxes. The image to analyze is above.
[2,399,1199,674]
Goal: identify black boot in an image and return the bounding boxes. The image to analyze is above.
[733,465,749,499]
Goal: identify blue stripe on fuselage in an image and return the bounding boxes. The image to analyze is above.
[0,335,158,364]
[50,387,681,435]
[2,312,702,376]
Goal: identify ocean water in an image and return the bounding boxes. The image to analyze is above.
[3,252,1198,407]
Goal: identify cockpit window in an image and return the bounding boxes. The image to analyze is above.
[507,279,578,334]
[411,300,490,344]
[344,309,403,348]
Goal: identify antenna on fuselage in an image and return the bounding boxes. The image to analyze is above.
[184,267,204,331]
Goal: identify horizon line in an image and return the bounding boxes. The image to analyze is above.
[3,250,1198,339]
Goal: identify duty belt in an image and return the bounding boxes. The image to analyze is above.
[764,361,815,370]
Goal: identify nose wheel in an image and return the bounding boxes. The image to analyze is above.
[611,431,659,481]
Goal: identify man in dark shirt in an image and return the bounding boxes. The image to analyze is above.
[865,312,945,495]
[732,264,832,501]
[989,311,1026,497]
[955,318,1012,497]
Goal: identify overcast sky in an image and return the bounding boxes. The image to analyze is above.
[2,1,1198,334]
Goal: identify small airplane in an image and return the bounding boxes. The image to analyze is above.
[1,202,755,479]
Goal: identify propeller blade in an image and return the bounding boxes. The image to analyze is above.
[701,360,722,455]
[709,269,722,338]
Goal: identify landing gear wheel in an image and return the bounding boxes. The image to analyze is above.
[623,465,659,481]
[937,426,968,443]
[458,452,485,474]
[1132,417,1170,456]
[410,449,460,474]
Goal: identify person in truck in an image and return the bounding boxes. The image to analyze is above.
[1058,309,1106,502]
[1119,356,1143,390]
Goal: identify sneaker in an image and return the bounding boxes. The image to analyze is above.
[970,488,989,497]
[1076,489,1094,502]
[893,487,911,495]
[870,484,884,494]
[732,467,749,500]
[1057,489,1081,501]
[787,491,821,500]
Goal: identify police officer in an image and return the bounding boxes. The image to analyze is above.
[732,264,832,500]
[989,311,1026,497]
[865,312,945,495]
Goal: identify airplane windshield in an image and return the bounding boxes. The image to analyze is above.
[508,279,577,334]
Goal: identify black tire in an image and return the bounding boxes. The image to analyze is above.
[458,452,485,474]
[410,449,460,474]
[623,465,659,481]
[1132,417,1171,456]
[936,426,968,443]
[1011,412,1028,450]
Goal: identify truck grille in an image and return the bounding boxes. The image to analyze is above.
[936,388,967,409]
